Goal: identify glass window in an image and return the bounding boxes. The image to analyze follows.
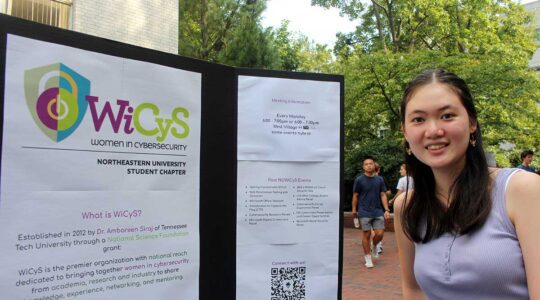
[6,0,72,29]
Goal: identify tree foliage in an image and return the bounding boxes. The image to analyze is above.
[178,0,540,182]
[178,1,335,71]
[179,0,279,68]
[340,51,540,171]
[316,0,537,58]
[313,0,540,179]
[272,20,302,71]
[217,1,280,68]
[270,20,335,73]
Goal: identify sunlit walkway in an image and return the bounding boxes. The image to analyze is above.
[342,227,403,300]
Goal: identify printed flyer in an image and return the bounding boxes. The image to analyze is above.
[237,76,340,162]
[0,35,201,299]
[236,76,341,300]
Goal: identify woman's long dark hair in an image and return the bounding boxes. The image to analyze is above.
[400,69,491,243]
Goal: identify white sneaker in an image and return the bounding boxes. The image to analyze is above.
[353,217,360,228]
[371,245,379,259]
[364,255,374,268]
[376,242,383,254]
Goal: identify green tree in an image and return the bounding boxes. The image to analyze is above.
[314,0,540,182]
[217,1,280,68]
[295,39,335,73]
[340,51,540,170]
[178,1,337,70]
[269,20,335,72]
[272,20,302,71]
[315,0,537,59]
[178,0,279,68]
[179,0,239,61]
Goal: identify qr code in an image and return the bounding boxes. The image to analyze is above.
[270,267,306,300]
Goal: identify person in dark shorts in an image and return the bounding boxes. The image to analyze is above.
[352,157,390,268]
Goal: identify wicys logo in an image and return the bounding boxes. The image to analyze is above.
[24,63,190,142]
[25,63,90,142]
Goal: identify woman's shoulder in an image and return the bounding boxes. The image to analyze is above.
[492,167,540,194]
[505,169,540,197]
[503,168,540,223]
[394,190,414,213]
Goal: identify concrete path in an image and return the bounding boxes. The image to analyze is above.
[342,228,403,300]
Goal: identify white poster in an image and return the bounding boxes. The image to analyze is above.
[0,35,201,299]
[237,76,340,162]
[236,242,338,300]
[237,161,339,245]
[236,76,340,299]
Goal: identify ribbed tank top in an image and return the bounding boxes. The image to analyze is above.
[414,168,529,299]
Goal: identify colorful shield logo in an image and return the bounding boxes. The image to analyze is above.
[24,63,90,142]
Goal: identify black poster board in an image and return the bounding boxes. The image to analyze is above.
[0,15,343,300]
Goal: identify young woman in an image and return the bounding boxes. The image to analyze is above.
[394,69,540,299]
[389,164,414,207]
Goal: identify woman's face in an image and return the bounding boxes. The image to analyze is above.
[399,165,406,177]
[403,83,476,173]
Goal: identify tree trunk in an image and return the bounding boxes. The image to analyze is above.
[385,0,398,52]
[372,1,388,53]
[454,3,466,53]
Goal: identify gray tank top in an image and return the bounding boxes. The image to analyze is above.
[414,168,529,299]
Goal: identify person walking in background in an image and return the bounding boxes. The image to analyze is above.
[517,149,536,173]
[394,69,540,299]
[389,164,414,209]
[352,157,390,268]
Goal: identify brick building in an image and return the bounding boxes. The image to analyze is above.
[0,0,178,54]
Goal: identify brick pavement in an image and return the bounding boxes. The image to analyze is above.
[342,227,403,300]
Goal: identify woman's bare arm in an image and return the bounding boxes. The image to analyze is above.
[394,193,427,300]
[506,171,540,299]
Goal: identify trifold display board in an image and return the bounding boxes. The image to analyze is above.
[0,15,343,300]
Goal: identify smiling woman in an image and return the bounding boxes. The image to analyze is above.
[403,82,476,173]
[394,69,540,300]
